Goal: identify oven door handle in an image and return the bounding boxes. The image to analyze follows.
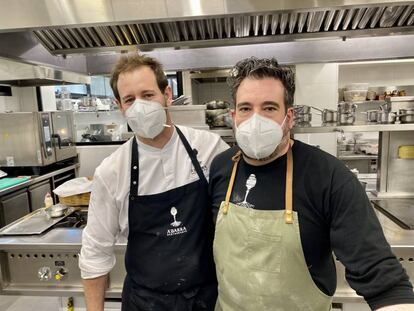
[52,133,62,149]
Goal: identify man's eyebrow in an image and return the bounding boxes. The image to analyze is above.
[236,101,251,107]
[262,101,280,108]
[121,95,133,102]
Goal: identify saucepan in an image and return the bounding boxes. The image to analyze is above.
[338,113,355,125]
[361,110,379,123]
[376,111,397,124]
[398,109,414,124]
[311,107,338,123]
[293,105,312,114]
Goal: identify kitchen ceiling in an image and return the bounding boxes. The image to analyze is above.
[0,0,413,55]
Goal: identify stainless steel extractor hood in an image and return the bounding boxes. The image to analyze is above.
[0,0,413,55]
[0,57,90,86]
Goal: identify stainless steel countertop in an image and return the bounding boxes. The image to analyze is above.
[0,164,79,197]
[0,199,412,248]
[0,198,412,302]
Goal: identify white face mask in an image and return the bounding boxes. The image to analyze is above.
[235,113,287,160]
[125,99,167,139]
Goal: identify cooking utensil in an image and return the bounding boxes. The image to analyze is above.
[293,105,311,114]
[311,107,338,123]
[338,102,357,114]
[376,111,396,124]
[338,112,355,125]
[361,110,379,122]
[398,109,414,124]
[294,113,312,123]
[46,204,68,218]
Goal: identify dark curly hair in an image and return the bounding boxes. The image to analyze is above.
[227,57,295,110]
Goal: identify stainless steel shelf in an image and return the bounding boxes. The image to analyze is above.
[292,122,414,134]
[338,154,377,160]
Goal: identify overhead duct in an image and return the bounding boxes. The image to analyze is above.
[0,0,413,55]
[0,57,90,86]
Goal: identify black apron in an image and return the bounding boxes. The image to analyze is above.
[122,127,217,311]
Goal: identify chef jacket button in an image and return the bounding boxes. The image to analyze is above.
[133,166,137,170]
[131,197,135,201]
[133,181,137,185]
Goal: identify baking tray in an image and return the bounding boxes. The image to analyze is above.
[0,206,77,236]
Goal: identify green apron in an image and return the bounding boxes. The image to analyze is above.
[213,147,332,311]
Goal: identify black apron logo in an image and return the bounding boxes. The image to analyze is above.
[167,207,188,236]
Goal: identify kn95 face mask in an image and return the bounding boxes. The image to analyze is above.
[125,99,167,139]
[235,113,287,159]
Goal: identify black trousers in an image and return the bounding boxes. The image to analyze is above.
[121,277,217,311]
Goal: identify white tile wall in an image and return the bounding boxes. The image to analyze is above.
[0,87,21,112]
[0,86,37,112]
[294,63,339,156]
[339,61,414,87]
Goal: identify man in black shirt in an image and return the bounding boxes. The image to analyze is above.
[209,57,414,310]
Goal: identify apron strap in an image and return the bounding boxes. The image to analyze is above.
[284,146,294,224]
[223,142,294,223]
[175,126,208,185]
[130,137,140,196]
[223,151,242,215]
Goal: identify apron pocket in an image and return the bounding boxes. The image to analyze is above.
[246,229,282,274]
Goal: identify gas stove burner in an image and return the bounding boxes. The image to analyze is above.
[52,210,87,229]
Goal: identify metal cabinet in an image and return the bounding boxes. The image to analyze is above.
[28,181,52,212]
[0,189,31,227]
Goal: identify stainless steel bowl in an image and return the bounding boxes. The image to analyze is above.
[322,109,338,123]
[338,112,355,125]
[377,111,396,124]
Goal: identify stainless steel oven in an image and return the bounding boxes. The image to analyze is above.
[0,111,77,167]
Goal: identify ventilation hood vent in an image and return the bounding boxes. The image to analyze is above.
[31,3,414,55]
[0,58,90,86]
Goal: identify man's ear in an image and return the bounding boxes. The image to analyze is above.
[164,85,173,107]
[286,107,294,129]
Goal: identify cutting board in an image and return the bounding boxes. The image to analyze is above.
[0,177,30,190]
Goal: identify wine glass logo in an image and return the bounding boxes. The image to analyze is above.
[240,174,256,208]
[170,207,182,227]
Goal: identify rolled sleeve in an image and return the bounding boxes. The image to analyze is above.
[79,172,120,279]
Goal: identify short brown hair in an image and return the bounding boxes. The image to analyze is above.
[227,57,295,110]
[110,53,168,101]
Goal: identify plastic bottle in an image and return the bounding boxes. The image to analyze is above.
[44,192,53,208]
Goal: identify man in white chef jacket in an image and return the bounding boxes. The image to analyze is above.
[79,53,229,311]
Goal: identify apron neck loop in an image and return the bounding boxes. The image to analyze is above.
[223,151,242,215]
[284,144,294,224]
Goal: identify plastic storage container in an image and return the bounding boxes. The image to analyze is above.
[345,83,370,90]
[344,90,368,102]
